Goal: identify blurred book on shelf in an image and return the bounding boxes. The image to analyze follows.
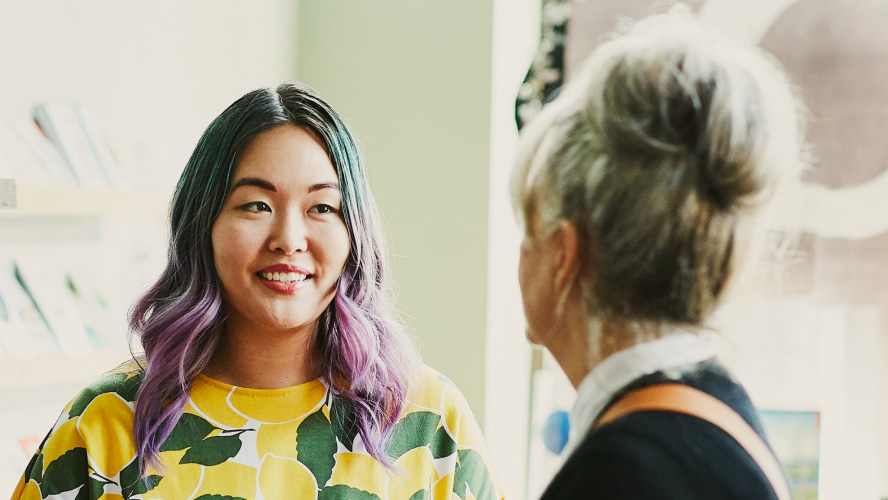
[75,106,132,189]
[14,258,95,357]
[0,103,133,189]
[0,254,127,360]
[65,268,124,349]
[0,261,59,360]
[33,103,109,189]
[0,123,53,188]
[13,119,78,187]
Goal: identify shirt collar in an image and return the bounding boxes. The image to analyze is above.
[562,331,717,457]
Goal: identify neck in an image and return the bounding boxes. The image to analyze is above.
[203,316,320,389]
[547,307,664,389]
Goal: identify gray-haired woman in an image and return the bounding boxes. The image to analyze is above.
[512,8,805,500]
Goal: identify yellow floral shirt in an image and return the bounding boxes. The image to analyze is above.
[13,365,504,500]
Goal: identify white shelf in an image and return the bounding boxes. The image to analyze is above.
[0,184,170,217]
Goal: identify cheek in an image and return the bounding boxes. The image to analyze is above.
[325,222,351,273]
[211,219,250,281]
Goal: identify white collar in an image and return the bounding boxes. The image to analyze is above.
[562,332,717,457]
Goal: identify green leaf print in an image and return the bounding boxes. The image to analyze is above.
[160,412,218,451]
[119,458,163,499]
[88,476,114,500]
[41,447,88,496]
[386,411,440,460]
[180,434,243,466]
[193,495,249,500]
[25,451,43,484]
[296,410,337,489]
[330,396,359,451]
[68,371,143,418]
[318,485,381,500]
[431,425,457,460]
[409,490,430,500]
[453,449,497,500]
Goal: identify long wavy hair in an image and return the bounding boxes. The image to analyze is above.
[130,82,417,472]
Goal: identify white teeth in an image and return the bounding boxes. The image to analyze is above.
[261,271,308,283]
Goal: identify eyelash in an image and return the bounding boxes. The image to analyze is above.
[310,204,337,214]
[241,201,271,212]
[238,202,338,215]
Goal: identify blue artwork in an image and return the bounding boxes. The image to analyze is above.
[759,410,820,500]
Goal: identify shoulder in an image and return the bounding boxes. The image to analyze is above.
[404,364,474,417]
[398,364,485,448]
[65,365,144,420]
[393,365,504,500]
[16,366,144,496]
[545,416,776,500]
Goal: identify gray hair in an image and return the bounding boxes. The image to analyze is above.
[511,9,806,330]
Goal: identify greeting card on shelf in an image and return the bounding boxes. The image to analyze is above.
[0,123,52,188]
[33,103,108,189]
[76,106,132,189]
[65,268,123,349]
[13,119,78,187]
[14,258,92,357]
[0,262,57,359]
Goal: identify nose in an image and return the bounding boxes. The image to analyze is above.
[268,212,308,254]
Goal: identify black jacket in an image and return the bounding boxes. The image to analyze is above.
[540,361,782,499]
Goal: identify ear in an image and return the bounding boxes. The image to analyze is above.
[551,220,581,291]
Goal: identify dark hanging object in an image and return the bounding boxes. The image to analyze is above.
[515,0,572,130]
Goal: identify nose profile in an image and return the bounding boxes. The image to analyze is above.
[269,211,308,254]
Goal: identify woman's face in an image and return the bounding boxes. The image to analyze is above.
[211,125,350,336]
[518,216,559,347]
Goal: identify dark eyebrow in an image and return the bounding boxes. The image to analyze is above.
[230,177,276,193]
[308,182,340,193]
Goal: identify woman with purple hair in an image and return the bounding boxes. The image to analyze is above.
[15,83,503,500]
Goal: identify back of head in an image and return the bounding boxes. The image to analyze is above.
[512,8,805,328]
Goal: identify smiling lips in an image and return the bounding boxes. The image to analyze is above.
[257,264,312,292]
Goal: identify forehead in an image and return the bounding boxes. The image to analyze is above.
[231,124,337,185]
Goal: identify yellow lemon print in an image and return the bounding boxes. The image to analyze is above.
[40,418,85,473]
[329,452,387,498]
[14,479,41,500]
[405,367,446,412]
[256,419,302,459]
[432,473,455,500]
[77,393,136,478]
[227,381,326,424]
[387,446,438,500]
[258,454,318,500]
[142,449,201,500]
[190,375,248,428]
[441,388,482,448]
[191,460,257,500]
[95,494,124,500]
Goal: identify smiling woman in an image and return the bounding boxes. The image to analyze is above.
[13,83,504,500]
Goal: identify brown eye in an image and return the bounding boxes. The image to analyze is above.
[242,201,271,212]
[309,204,337,214]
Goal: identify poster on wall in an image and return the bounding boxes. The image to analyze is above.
[759,410,820,500]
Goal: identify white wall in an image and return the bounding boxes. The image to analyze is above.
[296,0,495,420]
[0,0,299,188]
[295,3,537,497]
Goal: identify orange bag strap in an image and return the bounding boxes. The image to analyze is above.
[594,383,791,500]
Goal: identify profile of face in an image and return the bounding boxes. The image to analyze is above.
[211,125,350,335]
[517,216,561,347]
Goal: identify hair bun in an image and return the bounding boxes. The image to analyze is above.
[594,25,770,211]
